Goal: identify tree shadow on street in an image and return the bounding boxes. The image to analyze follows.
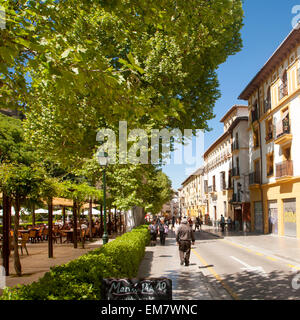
[204,269,300,300]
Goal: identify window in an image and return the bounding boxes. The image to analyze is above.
[279,70,288,100]
[265,118,273,143]
[282,145,291,161]
[266,152,274,177]
[220,172,226,191]
[264,86,271,113]
[253,128,259,148]
[213,176,216,192]
[251,100,259,123]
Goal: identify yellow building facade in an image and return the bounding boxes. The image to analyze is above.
[239,27,300,238]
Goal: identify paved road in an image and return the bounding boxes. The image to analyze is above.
[192,230,300,300]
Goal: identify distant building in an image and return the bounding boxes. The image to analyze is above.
[203,105,248,226]
[179,167,206,218]
[160,190,179,218]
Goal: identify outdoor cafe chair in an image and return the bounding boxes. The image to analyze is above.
[43,228,48,240]
[80,229,86,248]
[52,230,62,244]
[29,229,37,243]
[36,228,44,242]
[18,233,29,255]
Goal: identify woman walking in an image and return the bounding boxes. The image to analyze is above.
[148,220,158,246]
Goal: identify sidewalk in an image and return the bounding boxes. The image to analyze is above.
[201,225,300,265]
[137,232,231,300]
[0,233,120,294]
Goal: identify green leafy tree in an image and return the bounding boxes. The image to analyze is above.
[1,1,243,168]
[0,163,45,275]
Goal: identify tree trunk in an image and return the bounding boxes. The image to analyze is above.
[2,192,10,276]
[62,206,66,225]
[89,198,93,239]
[114,207,117,234]
[48,198,53,258]
[13,196,22,276]
[119,210,122,234]
[73,200,78,249]
[32,203,35,226]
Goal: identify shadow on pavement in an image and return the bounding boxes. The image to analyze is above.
[205,269,300,300]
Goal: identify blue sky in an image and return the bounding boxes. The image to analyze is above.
[163,0,300,190]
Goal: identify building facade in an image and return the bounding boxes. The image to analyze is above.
[179,167,206,218]
[229,114,251,231]
[203,105,248,226]
[239,26,300,238]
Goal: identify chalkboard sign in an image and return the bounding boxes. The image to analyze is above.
[102,278,172,300]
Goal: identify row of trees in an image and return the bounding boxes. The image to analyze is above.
[0,113,173,276]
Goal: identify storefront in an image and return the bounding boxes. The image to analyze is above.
[283,198,297,238]
[268,200,278,235]
[254,201,263,233]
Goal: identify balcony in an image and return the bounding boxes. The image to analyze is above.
[274,118,292,145]
[265,131,273,143]
[249,171,261,187]
[276,160,293,181]
[278,83,288,101]
[220,179,227,191]
[231,193,241,203]
[231,167,240,178]
[251,109,259,123]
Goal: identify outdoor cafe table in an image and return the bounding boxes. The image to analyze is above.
[62,229,80,243]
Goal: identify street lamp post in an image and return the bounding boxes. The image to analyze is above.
[98,151,109,245]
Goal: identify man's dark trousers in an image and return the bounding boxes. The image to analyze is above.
[179,240,191,265]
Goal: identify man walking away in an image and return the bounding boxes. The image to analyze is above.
[176,217,195,266]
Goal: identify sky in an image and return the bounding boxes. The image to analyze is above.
[162,0,300,190]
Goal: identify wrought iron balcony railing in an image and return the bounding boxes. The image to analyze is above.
[276,160,293,179]
[249,171,261,185]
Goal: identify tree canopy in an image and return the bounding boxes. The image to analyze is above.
[1,0,244,168]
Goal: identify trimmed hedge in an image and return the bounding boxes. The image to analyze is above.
[0,225,150,300]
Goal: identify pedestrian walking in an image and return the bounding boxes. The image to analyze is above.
[199,216,203,230]
[188,217,194,231]
[158,218,168,245]
[227,217,232,231]
[176,217,195,266]
[220,215,225,232]
[172,216,175,231]
[174,218,181,236]
[148,220,158,246]
[195,216,201,231]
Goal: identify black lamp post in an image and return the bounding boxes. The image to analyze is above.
[98,151,109,245]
